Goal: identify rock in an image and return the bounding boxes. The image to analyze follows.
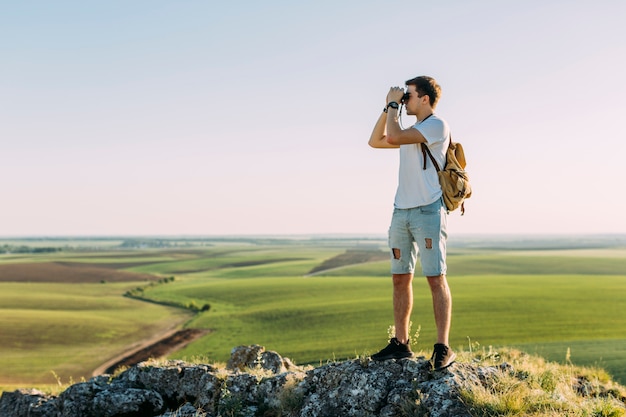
[56,376,165,417]
[155,402,201,417]
[92,388,164,417]
[116,361,220,410]
[226,344,299,373]
[0,389,57,417]
[0,346,472,417]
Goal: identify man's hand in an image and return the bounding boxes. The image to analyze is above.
[386,86,405,105]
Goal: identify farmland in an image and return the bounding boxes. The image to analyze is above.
[0,235,625,393]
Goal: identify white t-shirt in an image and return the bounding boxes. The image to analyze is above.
[393,114,450,209]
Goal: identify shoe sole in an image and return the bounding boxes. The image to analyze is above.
[432,352,457,371]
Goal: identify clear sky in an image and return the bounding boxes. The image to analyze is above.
[2,1,625,236]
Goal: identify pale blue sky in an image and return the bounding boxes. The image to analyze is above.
[2,1,625,236]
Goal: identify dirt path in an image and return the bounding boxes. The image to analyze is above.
[92,328,210,376]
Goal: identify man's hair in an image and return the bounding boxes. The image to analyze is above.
[405,76,441,108]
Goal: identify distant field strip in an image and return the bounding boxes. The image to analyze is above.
[312,252,626,277]
[0,262,157,282]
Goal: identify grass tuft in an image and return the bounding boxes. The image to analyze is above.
[458,347,626,417]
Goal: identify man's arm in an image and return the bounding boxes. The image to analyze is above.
[385,108,427,146]
[368,111,398,148]
[369,86,428,148]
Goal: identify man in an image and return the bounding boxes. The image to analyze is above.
[368,75,456,371]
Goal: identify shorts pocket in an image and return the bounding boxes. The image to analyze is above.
[418,200,441,215]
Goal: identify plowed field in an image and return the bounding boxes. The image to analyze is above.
[0,262,157,283]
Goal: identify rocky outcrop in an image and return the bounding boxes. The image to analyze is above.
[1,345,475,417]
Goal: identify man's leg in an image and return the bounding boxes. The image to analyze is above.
[393,273,413,344]
[371,209,415,361]
[372,271,414,360]
[426,274,451,345]
[427,273,456,370]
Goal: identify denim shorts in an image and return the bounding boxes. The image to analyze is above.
[388,198,448,276]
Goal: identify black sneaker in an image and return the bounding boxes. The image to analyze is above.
[430,343,456,371]
[371,338,413,361]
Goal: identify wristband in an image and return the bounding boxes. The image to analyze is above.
[386,101,399,111]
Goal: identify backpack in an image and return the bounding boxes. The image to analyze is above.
[421,137,472,215]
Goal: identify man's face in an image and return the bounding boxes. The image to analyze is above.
[403,85,424,116]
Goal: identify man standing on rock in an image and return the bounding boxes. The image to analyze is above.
[368,75,456,371]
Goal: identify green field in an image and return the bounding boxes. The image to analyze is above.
[136,241,626,385]
[0,281,192,385]
[1,236,625,392]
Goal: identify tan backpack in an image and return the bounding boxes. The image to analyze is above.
[421,137,472,215]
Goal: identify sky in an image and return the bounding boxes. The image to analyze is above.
[2,0,625,237]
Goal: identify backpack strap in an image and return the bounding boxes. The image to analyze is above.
[421,143,442,171]
[421,133,452,171]
[417,114,441,171]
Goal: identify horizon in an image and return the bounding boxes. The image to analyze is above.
[2,232,626,241]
